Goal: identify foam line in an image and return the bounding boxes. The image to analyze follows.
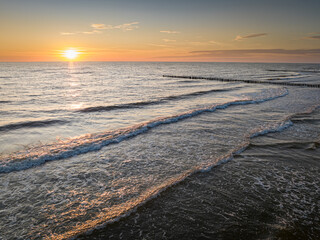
[63,119,294,240]
[72,106,319,238]
[0,88,289,174]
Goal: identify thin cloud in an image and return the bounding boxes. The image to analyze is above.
[114,22,139,31]
[208,41,220,45]
[305,34,320,40]
[190,49,320,57]
[60,30,101,35]
[188,41,207,46]
[91,24,111,30]
[235,33,267,41]
[60,32,76,35]
[157,48,320,60]
[163,39,176,42]
[91,22,139,31]
[160,30,180,34]
[306,36,320,40]
[187,41,225,46]
[61,22,139,35]
[82,30,102,34]
[149,43,171,48]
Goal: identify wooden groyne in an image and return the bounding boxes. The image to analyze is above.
[163,75,320,88]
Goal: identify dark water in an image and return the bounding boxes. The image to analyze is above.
[77,109,320,240]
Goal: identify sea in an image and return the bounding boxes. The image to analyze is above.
[0,62,319,240]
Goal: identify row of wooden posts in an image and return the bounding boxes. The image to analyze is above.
[163,75,320,88]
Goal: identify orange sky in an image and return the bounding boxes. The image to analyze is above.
[1,0,320,62]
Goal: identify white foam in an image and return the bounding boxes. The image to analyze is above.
[0,88,289,174]
[69,117,295,239]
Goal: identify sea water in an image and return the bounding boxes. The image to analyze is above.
[0,62,319,239]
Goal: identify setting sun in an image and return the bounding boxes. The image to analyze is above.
[63,49,79,60]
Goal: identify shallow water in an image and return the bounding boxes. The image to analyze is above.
[76,109,320,240]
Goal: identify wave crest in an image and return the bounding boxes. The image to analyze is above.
[0,87,289,174]
[78,87,238,113]
[0,119,68,132]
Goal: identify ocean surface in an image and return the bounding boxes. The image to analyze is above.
[0,62,319,239]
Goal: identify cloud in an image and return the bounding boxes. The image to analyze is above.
[149,43,171,48]
[305,36,320,40]
[305,34,320,40]
[187,41,224,46]
[188,41,207,46]
[157,49,320,61]
[91,24,111,30]
[208,41,220,45]
[163,39,176,42]
[82,30,102,34]
[113,22,139,31]
[61,22,139,35]
[160,30,180,34]
[190,49,320,56]
[60,30,101,35]
[235,33,267,41]
[60,32,76,35]
[91,22,139,31]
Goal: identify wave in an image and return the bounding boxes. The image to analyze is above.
[70,105,320,239]
[290,111,320,124]
[0,119,68,133]
[264,73,302,81]
[70,71,94,75]
[177,80,201,83]
[52,119,294,240]
[30,69,46,72]
[0,100,11,103]
[0,88,289,174]
[78,87,238,113]
[266,77,303,81]
[248,139,320,150]
[78,100,160,112]
[267,69,320,73]
[164,75,239,82]
[268,74,298,78]
[248,107,320,152]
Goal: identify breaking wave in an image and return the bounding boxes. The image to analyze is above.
[0,87,289,173]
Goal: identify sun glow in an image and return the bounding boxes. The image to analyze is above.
[63,49,79,60]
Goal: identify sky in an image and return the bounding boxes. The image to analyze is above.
[0,0,320,62]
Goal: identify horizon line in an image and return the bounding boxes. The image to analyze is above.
[0,60,319,64]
